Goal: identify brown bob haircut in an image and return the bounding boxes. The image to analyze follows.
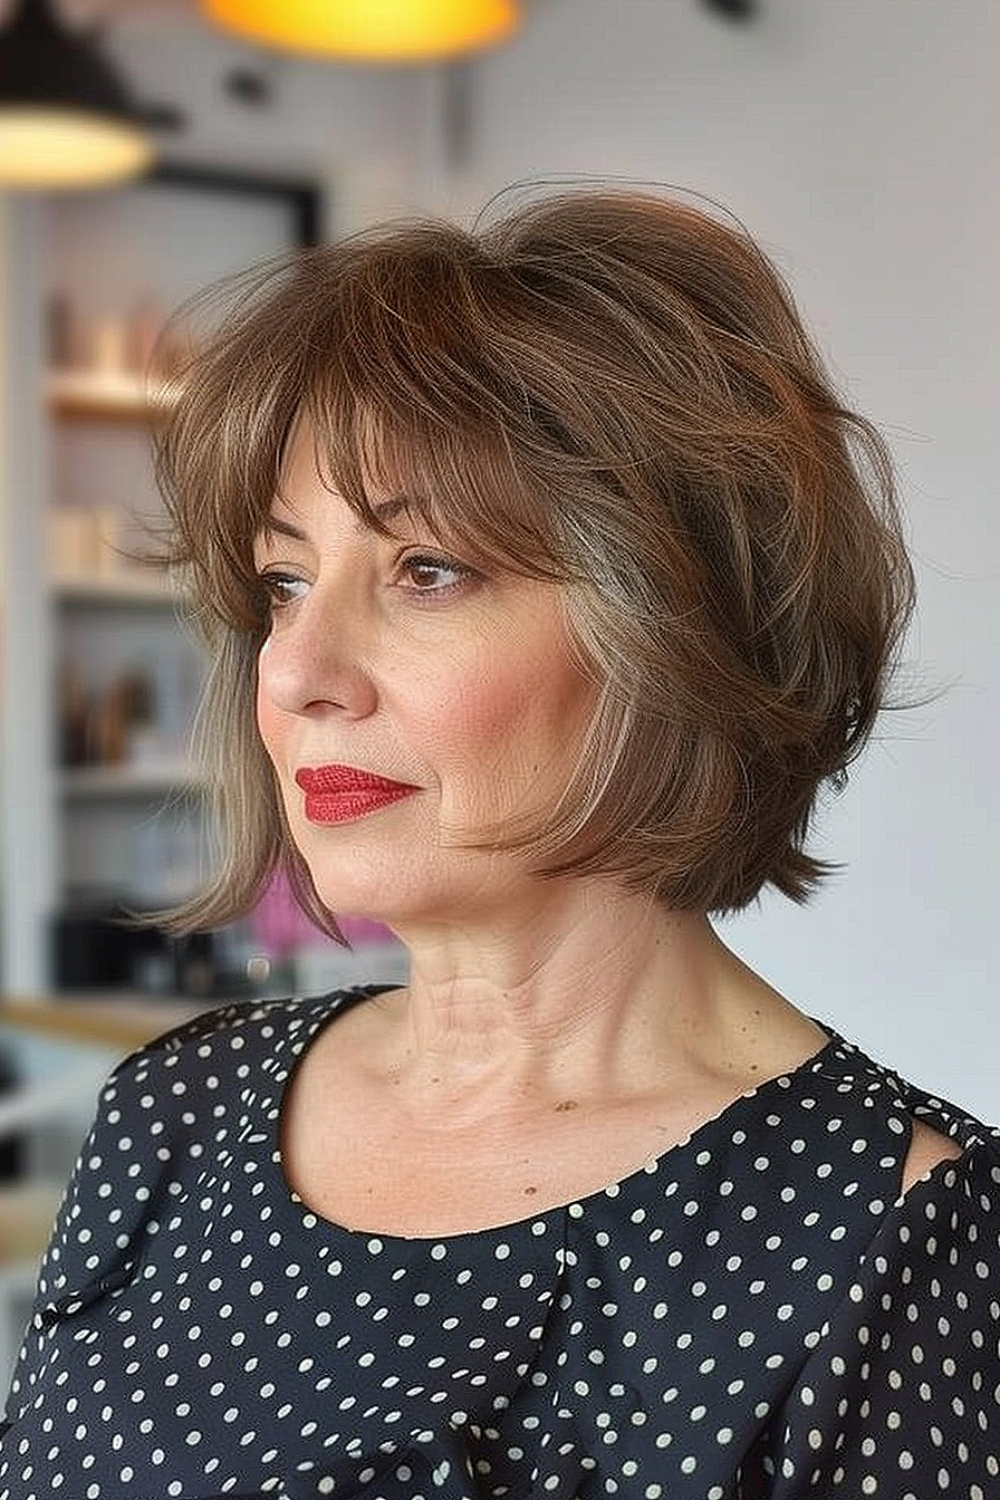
[156,186,914,934]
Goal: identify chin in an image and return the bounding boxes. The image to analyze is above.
[302,857,426,930]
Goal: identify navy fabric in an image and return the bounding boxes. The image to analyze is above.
[2,988,998,1498]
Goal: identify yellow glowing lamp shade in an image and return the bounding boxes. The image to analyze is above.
[0,110,154,189]
[202,0,521,60]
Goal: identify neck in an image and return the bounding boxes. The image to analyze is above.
[386,881,749,1091]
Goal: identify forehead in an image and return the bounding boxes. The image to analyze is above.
[277,413,333,498]
[263,418,416,543]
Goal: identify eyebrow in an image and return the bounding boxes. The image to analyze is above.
[259,496,413,542]
[260,515,306,542]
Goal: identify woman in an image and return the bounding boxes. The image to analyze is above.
[3,188,998,1498]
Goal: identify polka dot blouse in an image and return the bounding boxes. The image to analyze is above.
[2,988,999,1499]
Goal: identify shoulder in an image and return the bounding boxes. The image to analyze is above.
[783,1039,1000,1301]
[759,1115,1000,1489]
[757,1027,1000,1253]
[64,988,383,1214]
[886,1068,1000,1233]
[901,1116,963,1192]
[806,1027,998,1165]
[817,1034,1000,1273]
[90,995,306,1134]
[112,986,385,1094]
[30,989,379,1307]
[86,986,388,1169]
[877,1048,1000,1198]
[826,1124,1000,1370]
[127,990,349,1062]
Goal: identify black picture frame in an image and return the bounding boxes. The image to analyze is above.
[147,159,322,248]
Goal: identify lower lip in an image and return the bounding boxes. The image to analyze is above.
[300,785,417,825]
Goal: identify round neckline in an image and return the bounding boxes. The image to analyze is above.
[268,987,845,1247]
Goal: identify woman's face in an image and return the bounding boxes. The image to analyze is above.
[254,421,597,929]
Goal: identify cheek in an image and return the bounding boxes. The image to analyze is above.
[255,647,283,766]
[428,647,593,785]
[430,657,531,752]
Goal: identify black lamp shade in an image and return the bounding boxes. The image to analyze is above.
[0,0,157,187]
[0,0,141,124]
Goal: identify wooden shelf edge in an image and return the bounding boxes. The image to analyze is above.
[59,763,204,800]
[0,995,213,1051]
[48,571,184,607]
[45,369,180,422]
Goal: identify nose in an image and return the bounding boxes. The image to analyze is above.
[257,587,378,721]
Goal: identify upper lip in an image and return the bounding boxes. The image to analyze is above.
[295,764,419,795]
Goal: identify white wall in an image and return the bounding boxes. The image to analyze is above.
[0,200,57,994]
[403,0,999,1115]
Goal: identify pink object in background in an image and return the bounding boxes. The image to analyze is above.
[249,868,393,956]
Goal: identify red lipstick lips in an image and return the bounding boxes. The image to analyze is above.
[294,765,418,824]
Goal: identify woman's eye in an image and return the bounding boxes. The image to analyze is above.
[398,553,476,594]
[257,571,307,608]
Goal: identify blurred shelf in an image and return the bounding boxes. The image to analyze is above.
[0,1180,66,1273]
[45,369,179,423]
[49,570,183,608]
[0,994,212,1051]
[59,761,204,800]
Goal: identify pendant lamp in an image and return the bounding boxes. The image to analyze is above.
[0,0,154,189]
[201,0,521,62]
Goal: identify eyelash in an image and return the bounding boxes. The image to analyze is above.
[256,571,305,610]
[396,551,478,594]
[253,551,478,612]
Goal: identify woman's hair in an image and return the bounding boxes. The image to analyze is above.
[156,186,914,932]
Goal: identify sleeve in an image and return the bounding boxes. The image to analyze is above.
[0,1014,212,1438]
[747,1140,1000,1498]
